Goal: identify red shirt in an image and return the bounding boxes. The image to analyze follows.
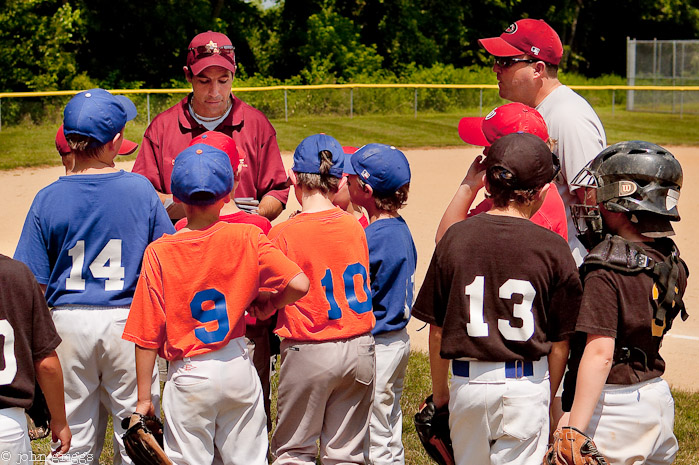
[133,95,289,206]
[468,182,568,240]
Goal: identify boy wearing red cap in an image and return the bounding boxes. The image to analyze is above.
[436,102,567,243]
[413,133,582,465]
[124,144,309,465]
[133,31,289,222]
[478,19,606,266]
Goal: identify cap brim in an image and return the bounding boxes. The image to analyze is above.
[118,139,139,155]
[343,153,357,175]
[478,37,525,57]
[55,125,71,156]
[458,117,490,146]
[189,55,236,76]
[115,95,138,122]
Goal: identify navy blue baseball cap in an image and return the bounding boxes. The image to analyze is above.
[171,144,234,206]
[63,88,137,147]
[346,143,411,195]
[292,134,344,178]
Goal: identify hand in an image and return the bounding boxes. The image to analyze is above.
[431,392,450,410]
[461,154,486,191]
[135,399,155,417]
[50,418,71,457]
[249,292,277,321]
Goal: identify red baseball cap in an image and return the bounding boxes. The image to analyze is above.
[458,103,549,147]
[478,19,563,65]
[189,131,240,171]
[187,31,237,76]
[55,124,138,156]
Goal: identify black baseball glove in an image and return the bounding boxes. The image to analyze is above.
[121,413,172,465]
[414,394,455,465]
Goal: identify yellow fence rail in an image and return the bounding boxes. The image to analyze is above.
[2,84,699,130]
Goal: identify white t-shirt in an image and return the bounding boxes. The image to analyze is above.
[537,85,606,265]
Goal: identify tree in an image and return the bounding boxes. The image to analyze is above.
[0,0,84,91]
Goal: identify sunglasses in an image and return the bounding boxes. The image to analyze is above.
[494,57,539,68]
[188,44,235,59]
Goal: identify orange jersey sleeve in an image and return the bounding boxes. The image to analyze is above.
[123,222,302,360]
[269,207,375,341]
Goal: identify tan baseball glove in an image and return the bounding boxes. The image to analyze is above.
[121,413,173,465]
[544,426,609,465]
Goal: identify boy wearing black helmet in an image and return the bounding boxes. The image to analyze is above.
[558,141,689,464]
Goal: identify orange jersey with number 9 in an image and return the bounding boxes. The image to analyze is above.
[269,207,375,341]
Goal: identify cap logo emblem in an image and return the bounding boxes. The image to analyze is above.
[485,109,497,120]
[617,180,637,196]
[205,40,220,54]
[361,169,371,179]
[530,46,540,56]
[505,23,517,34]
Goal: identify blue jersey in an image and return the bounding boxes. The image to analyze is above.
[14,171,174,308]
[366,216,417,335]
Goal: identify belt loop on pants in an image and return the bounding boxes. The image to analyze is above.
[452,359,534,379]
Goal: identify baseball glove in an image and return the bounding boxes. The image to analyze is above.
[26,382,51,440]
[544,426,609,465]
[121,413,173,465]
[414,394,455,465]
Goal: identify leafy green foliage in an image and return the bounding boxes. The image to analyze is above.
[0,0,84,92]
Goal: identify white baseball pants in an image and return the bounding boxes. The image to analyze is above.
[369,328,410,465]
[163,337,268,465]
[47,307,160,465]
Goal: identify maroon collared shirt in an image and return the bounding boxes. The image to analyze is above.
[133,94,289,205]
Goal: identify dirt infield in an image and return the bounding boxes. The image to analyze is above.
[2,146,697,390]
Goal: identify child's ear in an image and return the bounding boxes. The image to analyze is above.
[337,176,348,191]
[287,168,299,187]
[363,183,374,197]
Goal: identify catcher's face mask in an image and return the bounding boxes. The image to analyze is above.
[571,165,605,251]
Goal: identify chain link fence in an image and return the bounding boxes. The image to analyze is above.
[627,38,699,114]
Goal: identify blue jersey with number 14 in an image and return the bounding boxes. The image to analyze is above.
[14,171,174,308]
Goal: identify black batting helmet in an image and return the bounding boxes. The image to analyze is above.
[571,141,682,249]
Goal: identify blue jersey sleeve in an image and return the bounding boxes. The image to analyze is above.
[366,217,417,335]
[14,196,51,284]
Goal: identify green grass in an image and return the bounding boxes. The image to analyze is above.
[31,351,699,464]
[2,107,698,171]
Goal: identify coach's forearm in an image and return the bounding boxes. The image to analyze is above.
[258,196,283,221]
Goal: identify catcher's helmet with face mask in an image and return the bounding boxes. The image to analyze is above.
[571,141,682,250]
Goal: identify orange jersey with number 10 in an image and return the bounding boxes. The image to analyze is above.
[269,207,375,341]
[123,222,303,360]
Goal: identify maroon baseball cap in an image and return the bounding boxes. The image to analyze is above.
[479,19,563,65]
[486,132,560,190]
[189,131,240,171]
[187,31,237,76]
[55,124,138,156]
[458,103,549,147]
